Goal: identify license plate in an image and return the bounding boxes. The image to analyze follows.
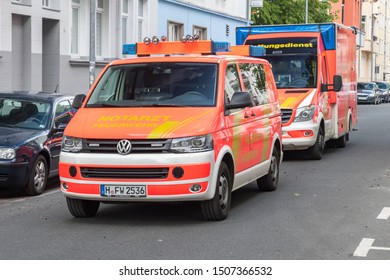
[100,185,147,197]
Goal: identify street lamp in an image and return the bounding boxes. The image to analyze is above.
[305,0,308,23]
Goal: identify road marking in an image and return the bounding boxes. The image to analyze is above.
[377,207,390,220]
[353,238,390,257]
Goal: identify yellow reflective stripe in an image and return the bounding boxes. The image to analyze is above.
[147,121,180,139]
[160,109,214,138]
[281,97,297,108]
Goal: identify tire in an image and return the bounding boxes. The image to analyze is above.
[66,197,100,218]
[335,117,351,148]
[334,133,347,148]
[257,148,279,192]
[201,162,232,221]
[25,155,48,196]
[308,126,325,160]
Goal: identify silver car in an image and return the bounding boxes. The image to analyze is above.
[357,82,382,105]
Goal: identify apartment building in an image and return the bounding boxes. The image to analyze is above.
[359,0,390,82]
[0,0,250,94]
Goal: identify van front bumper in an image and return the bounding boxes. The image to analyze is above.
[282,122,319,150]
[59,151,216,202]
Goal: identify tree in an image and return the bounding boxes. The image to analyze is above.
[251,0,339,25]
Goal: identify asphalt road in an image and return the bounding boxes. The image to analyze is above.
[1,103,390,260]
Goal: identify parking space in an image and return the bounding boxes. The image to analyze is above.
[353,207,390,258]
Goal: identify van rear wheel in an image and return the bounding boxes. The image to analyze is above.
[257,148,279,192]
[201,162,232,221]
[66,197,100,218]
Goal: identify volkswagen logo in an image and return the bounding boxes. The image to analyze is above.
[117,140,132,155]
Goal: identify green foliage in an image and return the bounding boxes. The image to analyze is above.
[251,0,338,25]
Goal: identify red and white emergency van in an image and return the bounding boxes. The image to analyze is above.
[237,23,357,159]
[59,37,282,220]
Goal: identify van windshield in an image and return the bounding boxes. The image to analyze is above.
[245,37,317,89]
[87,63,218,107]
[259,55,317,89]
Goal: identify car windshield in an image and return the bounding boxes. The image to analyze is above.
[358,83,374,90]
[258,55,317,89]
[0,98,51,130]
[86,63,218,108]
[376,82,388,89]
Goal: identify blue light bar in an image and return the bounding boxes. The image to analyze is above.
[236,23,337,50]
[249,46,265,57]
[122,44,137,55]
[212,41,230,53]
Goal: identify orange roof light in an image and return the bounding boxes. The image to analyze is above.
[123,35,230,56]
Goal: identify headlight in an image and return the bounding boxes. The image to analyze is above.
[294,105,315,122]
[0,148,16,160]
[62,136,83,153]
[368,93,375,97]
[170,134,213,153]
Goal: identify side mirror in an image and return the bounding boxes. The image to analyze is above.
[53,122,67,132]
[320,75,343,92]
[72,94,86,109]
[225,91,253,110]
[333,75,343,92]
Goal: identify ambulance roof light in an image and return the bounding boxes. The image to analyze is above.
[152,36,159,45]
[143,37,151,45]
[249,45,266,57]
[122,39,230,55]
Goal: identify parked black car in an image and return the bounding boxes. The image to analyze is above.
[357,82,381,105]
[0,92,75,195]
[374,81,390,103]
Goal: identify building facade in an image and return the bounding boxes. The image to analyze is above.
[0,0,250,94]
[359,0,390,82]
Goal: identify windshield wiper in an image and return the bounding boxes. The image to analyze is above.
[150,104,186,107]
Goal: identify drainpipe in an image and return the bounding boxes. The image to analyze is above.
[89,0,96,89]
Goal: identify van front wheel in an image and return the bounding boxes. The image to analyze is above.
[308,126,325,160]
[66,197,100,218]
[201,162,232,221]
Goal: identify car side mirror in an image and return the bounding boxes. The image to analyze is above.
[225,91,253,110]
[72,94,86,109]
[54,122,67,132]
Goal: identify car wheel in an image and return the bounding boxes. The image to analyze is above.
[257,148,279,192]
[66,197,100,218]
[308,126,325,160]
[201,162,232,221]
[25,155,48,196]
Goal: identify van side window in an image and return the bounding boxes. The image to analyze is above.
[239,63,268,105]
[224,64,241,102]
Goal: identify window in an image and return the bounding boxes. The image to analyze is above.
[87,63,217,107]
[42,0,49,7]
[71,1,80,54]
[54,100,72,128]
[96,0,103,57]
[168,21,184,41]
[193,26,207,40]
[122,0,129,45]
[361,15,366,33]
[239,63,268,105]
[137,0,145,42]
[224,64,241,103]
